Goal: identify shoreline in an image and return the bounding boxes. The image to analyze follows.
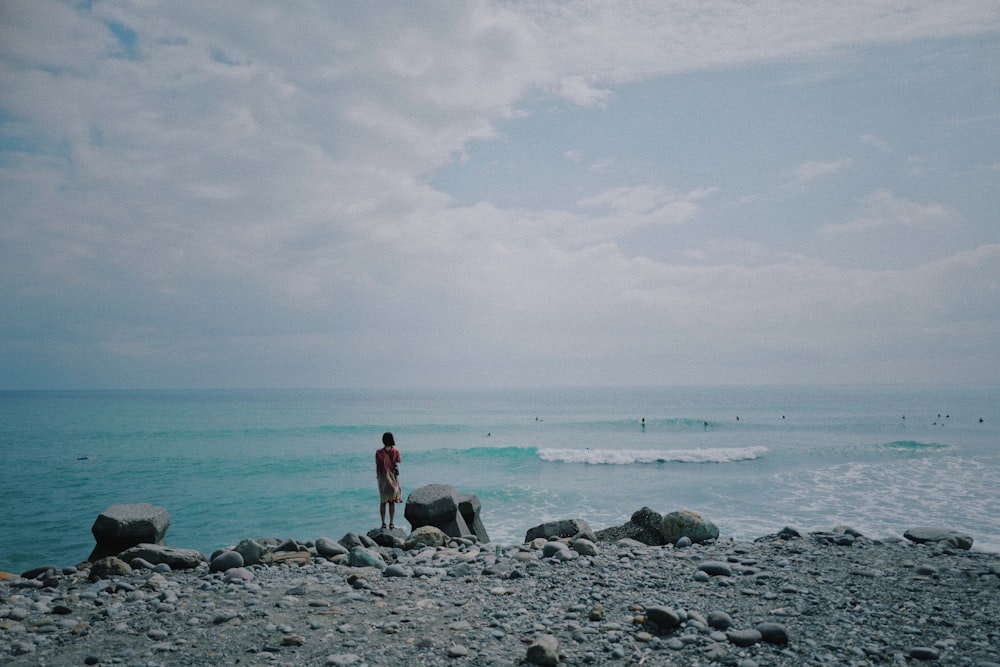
[3,520,999,666]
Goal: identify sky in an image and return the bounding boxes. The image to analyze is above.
[1,1,998,390]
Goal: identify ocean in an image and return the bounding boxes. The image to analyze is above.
[1,385,997,573]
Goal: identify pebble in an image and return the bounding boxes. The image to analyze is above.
[2,529,999,666]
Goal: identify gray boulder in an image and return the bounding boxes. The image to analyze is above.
[660,509,719,545]
[348,546,386,570]
[595,507,665,545]
[315,537,348,558]
[233,538,269,566]
[339,532,375,550]
[903,527,973,550]
[367,526,407,548]
[525,518,596,544]
[89,503,170,562]
[210,550,244,572]
[404,484,490,543]
[118,544,207,570]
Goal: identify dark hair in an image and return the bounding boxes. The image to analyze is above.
[382,432,395,447]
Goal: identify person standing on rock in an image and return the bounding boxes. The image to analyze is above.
[376,431,402,529]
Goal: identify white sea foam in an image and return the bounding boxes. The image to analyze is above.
[537,446,768,465]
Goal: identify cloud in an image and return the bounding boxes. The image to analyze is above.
[1,1,998,388]
[820,189,960,235]
[860,132,891,152]
[573,185,718,241]
[784,158,852,186]
[553,75,612,107]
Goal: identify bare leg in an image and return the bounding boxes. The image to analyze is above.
[379,502,387,528]
[388,503,396,528]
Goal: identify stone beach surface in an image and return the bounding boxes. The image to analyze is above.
[3,524,1000,666]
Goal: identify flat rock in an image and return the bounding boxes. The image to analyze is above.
[118,544,207,569]
[903,527,973,550]
[525,518,596,543]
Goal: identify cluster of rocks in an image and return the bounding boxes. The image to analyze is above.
[2,495,998,666]
[594,507,720,547]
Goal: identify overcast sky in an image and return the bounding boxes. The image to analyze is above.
[1,1,998,390]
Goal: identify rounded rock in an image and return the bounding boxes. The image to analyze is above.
[660,509,719,544]
[726,629,763,647]
[447,644,469,658]
[909,647,940,661]
[707,611,733,629]
[209,550,244,573]
[755,622,789,645]
[645,606,681,629]
[698,561,733,577]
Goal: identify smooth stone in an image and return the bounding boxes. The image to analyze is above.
[542,541,572,558]
[698,561,733,577]
[447,644,469,657]
[909,646,941,661]
[645,606,681,629]
[315,537,349,558]
[383,564,412,578]
[755,622,789,645]
[210,550,244,573]
[706,611,733,629]
[571,538,598,556]
[348,546,386,570]
[727,629,763,646]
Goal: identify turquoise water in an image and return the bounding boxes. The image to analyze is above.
[1,385,997,572]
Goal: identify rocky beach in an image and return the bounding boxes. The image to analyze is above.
[2,501,1000,667]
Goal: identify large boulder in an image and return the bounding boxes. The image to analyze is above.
[525,518,596,543]
[404,484,490,543]
[118,544,207,570]
[595,507,665,545]
[659,509,719,545]
[89,503,171,562]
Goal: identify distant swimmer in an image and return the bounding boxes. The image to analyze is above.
[703,421,709,430]
[980,418,984,423]
[736,416,740,421]
[641,417,646,431]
